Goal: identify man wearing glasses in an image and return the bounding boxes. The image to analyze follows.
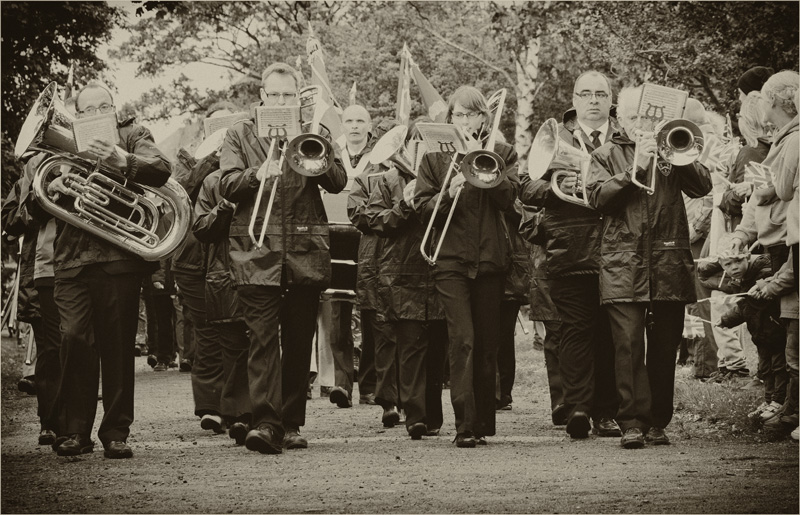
[219,63,347,454]
[47,81,171,459]
[519,71,621,440]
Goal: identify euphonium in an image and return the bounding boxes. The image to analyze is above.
[16,82,191,261]
[528,118,592,208]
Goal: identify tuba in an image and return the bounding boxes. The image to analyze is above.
[419,88,509,265]
[528,118,592,208]
[248,85,335,248]
[16,82,191,261]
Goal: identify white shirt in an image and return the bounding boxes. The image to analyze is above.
[576,119,610,146]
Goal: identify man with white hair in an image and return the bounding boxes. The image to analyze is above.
[585,85,713,449]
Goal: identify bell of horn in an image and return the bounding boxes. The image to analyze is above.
[15,81,79,159]
[527,118,591,180]
[369,125,415,175]
[656,119,704,166]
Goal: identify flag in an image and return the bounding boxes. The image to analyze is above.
[348,82,357,106]
[306,24,345,150]
[408,55,447,122]
[396,43,412,126]
[63,61,74,100]
[744,161,773,189]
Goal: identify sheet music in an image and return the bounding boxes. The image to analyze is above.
[203,112,249,138]
[415,123,466,155]
[255,106,301,139]
[72,113,119,152]
[637,83,689,121]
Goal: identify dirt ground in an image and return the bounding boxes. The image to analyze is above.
[1,330,798,514]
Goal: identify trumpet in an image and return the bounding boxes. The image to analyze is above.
[631,118,704,195]
[419,89,508,265]
[248,85,334,248]
[528,118,592,208]
[16,82,191,261]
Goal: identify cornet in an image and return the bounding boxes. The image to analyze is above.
[248,85,334,248]
[16,82,191,261]
[528,118,592,208]
[631,118,704,195]
[419,89,509,265]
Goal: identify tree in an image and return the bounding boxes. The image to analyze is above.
[1,1,122,195]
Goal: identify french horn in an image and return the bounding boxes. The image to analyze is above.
[16,82,191,261]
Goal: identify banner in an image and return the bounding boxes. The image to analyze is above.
[306,24,346,150]
[408,54,447,123]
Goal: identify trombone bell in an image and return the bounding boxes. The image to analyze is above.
[656,119,704,166]
[460,149,506,188]
[286,133,333,176]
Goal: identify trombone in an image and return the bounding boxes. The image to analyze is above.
[631,117,704,195]
[419,89,508,265]
[248,86,334,248]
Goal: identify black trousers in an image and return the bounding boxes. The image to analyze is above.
[358,309,378,396]
[605,301,685,432]
[374,314,399,409]
[237,283,320,436]
[174,272,250,419]
[394,319,447,431]
[549,275,617,420]
[148,289,176,365]
[543,320,564,410]
[435,271,505,437]
[54,266,141,445]
[496,300,522,404]
[32,282,61,433]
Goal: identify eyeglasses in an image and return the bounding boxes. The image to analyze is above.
[262,90,298,100]
[574,91,610,100]
[79,104,115,115]
[451,111,482,120]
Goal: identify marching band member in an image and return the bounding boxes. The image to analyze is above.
[365,118,447,440]
[520,71,621,438]
[48,81,172,459]
[414,86,519,447]
[218,63,347,454]
[585,85,712,449]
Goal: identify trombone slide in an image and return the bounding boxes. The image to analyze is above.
[420,152,460,265]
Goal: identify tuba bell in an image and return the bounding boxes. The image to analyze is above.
[528,118,592,207]
[368,125,416,175]
[16,82,191,261]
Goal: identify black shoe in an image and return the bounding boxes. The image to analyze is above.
[645,427,670,445]
[551,404,569,426]
[566,411,591,439]
[179,359,192,373]
[51,435,69,452]
[382,406,401,428]
[329,387,352,408]
[147,355,158,368]
[38,429,56,446]
[57,434,95,456]
[408,422,427,440]
[454,433,476,448]
[200,414,225,434]
[17,377,36,396]
[228,422,249,446]
[283,428,308,450]
[620,428,645,449]
[592,418,622,437]
[103,440,133,459]
[244,425,283,455]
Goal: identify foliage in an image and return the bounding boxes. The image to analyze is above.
[0,1,122,196]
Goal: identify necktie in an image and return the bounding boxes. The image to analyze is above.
[590,130,602,149]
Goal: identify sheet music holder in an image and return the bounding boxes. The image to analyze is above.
[255,106,301,139]
[72,112,119,152]
[637,83,689,122]
[414,123,466,155]
[203,112,249,138]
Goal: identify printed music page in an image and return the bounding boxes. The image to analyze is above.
[637,84,689,121]
[415,123,466,155]
[72,113,119,152]
[255,106,301,139]
[203,112,250,138]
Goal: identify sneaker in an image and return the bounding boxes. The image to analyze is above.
[759,401,783,422]
[748,402,770,420]
[620,428,645,449]
[200,414,225,434]
[153,362,168,372]
[179,359,192,373]
[645,427,670,445]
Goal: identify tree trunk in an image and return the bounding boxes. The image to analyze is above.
[514,37,540,172]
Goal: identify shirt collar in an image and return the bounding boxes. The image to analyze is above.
[576,119,610,144]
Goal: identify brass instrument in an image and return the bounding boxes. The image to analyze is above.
[249,85,334,248]
[528,118,592,207]
[16,82,191,261]
[368,125,415,174]
[632,118,704,195]
[419,89,508,265]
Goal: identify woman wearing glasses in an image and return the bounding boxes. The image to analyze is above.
[413,86,519,448]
